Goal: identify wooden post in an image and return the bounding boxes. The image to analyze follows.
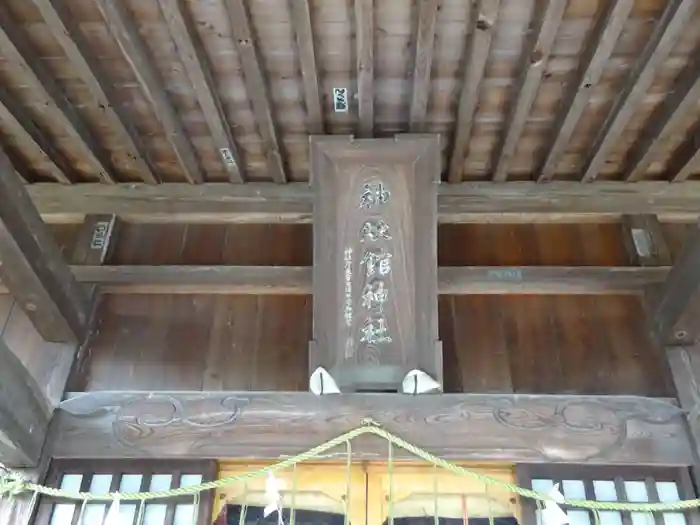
[0,335,51,466]
[310,135,442,391]
[0,149,90,342]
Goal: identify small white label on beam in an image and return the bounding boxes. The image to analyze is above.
[631,228,652,257]
[333,87,348,112]
[219,147,236,168]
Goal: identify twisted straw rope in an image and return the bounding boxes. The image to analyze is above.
[2,419,700,512]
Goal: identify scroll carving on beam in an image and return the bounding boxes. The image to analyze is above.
[310,135,442,392]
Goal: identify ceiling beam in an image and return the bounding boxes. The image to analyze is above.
[447,0,501,183]
[0,150,90,342]
[624,53,700,182]
[0,4,117,184]
[0,264,670,296]
[26,181,700,223]
[28,0,160,185]
[355,0,374,138]
[491,0,567,182]
[94,0,204,184]
[290,0,324,135]
[666,122,700,182]
[580,0,695,183]
[157,0,244,183]
[409,0,439,132]
[537,0,633,183]
[0,86,75,184]
[225,0,287,183]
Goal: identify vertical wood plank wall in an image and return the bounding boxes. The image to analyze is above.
[42,222,686,396]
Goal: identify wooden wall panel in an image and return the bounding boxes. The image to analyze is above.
[78,294,310,391]
[438,295,673,397]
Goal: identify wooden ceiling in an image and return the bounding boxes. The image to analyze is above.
[1,0,700,185]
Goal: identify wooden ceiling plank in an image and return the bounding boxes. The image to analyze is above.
[26,181,700,222]
[491,0,567,183]
[447,0,501,183]
[225,0,287,183]
[93,0,204,184]
[157,0,244,183]
[624,55,700,182]
[580,0,695,183]
[537,0,634,183]
[409,0,439,132]
[291,0,324,135]
[30,0,160,185]
[355,0,374,138]
[667,122,700,182]
[0,149,90,343]
[0,5,118,184]
[0,87,75,184]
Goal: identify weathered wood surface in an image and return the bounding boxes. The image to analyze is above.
[53,391,692,465]
[28,182,700,223]
[650,221,700,344]
[311,136,441,391]
[0,151,90,342]
[0,336,51,466]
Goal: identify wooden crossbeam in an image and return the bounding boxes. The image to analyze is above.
[491,0,567,182]
[157,0,244,182]
[0,151,90,342]
[0,4,117,184]
[580,0,695,183]
[0,85,75,184]
[225,0,287,183]
[0,336,50,467]
[290,0,324,134]
[0,264,671,296]
[94,0,204,184]
[29,0,159,185]
[537,0,633,183]
[624,53,700,182]
[27,181,700,223]
[409,0,439,132]
[53,390,692,465]
[667,122,700,183]
[447,0,501,183]
[355,0,374,138]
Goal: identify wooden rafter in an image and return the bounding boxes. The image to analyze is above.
[537,0,634,183]
[580,0,695,183]
[225,0,287,183]
[93,0,204,184]
[0,4,117,184]
[26,181,700,223]
[666,122,700,182]
[290,0,324,134]
[0,150,90,343]
[355,0,374,138]
[491,0,567,183]
[409,0,439,132]
[0,265,671,296]
[157,0,244,183]
[28,0,159,185]
[624,52,700,181]
[447,0,501,183]
[0,85,75,184]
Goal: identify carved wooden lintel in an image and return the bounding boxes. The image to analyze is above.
[310,135,441,391]
[52,391,692,465]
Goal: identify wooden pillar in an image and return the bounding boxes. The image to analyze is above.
[0,149,90,342]
[309,135,442,392]
[0,335,51,467]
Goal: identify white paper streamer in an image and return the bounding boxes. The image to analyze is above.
[541,484,570,525]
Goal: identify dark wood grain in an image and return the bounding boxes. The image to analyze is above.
[27,182,700,223]
[355,0,374,138]
[0,335,50,466]
[53,390,692,465]
[291,0,323,135]
[311,136,441,391]
[0,150,90,342]
[408,0,439,132]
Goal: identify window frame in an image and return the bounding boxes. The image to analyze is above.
[515,465,700,525]
[33,459,217,525]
